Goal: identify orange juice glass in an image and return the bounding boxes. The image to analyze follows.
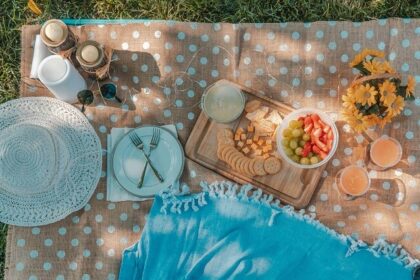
[338,165,370,198]
[369,136,402,169]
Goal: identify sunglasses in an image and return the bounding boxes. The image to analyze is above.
[77,83,122,112]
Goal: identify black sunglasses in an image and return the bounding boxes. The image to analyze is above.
[77,83,122,112]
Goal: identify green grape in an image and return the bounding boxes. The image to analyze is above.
[289,120,300,129]
[308,152,314,158]
[284,148,294,156]
[281,139,290,147]
[302,133,311,141]
[299,140,306,147]
[298,128,304,136]
[297,120,304,128]
[310,156,319,164]
[295,147,303,156]
[292,129,302,137]
[292,155,301,163]
[289,139,298,149]
[300,157,310,165]
[283,128,292,137]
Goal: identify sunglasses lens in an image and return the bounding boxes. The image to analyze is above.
[414,266,420,280]
[100,83,117,99]
[77,90,94,105]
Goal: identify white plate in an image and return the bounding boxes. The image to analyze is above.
[113,126,184,197]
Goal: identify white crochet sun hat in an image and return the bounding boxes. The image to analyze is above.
[0,97,102,226]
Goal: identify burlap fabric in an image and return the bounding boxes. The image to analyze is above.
[5,19,419,279]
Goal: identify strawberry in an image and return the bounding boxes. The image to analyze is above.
[313,120,321,129]
[327,139,333,151]
[327,130,334,140]
[313,128,322,138]
[304,123,313,134]
[320,134,327,143]
[322,125,331,134]
[312,145,321,155]
[304,116,312,126]
[298,116,305,122]
[314,138,328,152]
[311,114,320,122]
[319,151,328,160]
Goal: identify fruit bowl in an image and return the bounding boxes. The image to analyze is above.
[276,108,339,169]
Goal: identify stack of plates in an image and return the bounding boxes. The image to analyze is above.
[0,97,102,226]
[112,126,185,198]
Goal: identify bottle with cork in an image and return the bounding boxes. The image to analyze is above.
[76,40,111,80]
[40,19,76,55]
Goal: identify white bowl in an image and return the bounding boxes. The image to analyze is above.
[276,108,339,169]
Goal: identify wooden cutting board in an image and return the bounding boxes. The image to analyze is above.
[185,79,326,208]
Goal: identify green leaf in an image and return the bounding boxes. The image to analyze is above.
[367,104,380,115]
[397,86,407,97]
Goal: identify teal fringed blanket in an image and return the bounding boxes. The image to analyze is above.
[119,182,418,279]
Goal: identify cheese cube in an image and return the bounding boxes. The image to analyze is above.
[236,127,244,135]
[262,153,270,159]
[247,124,254,133]
[266,139,273,145]
[262,145,273,153]
[255,149,262,156]
[242,147,250,154]
[253,135,259,142]
[240,133,246,141]
[250,143,258,150]
[234,134,240,141]
[257,139,264,146]
[246,139,253,145]
[237,141,244,148]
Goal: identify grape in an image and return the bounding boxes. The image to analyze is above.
[292,129,302,137]
[289,140,298,149]
[298,120,304,127]
[310,156,319,164]
[300,157,310,165]
[281,139,289,147]
[295,147,303,156]
[302,133,311,141]
[283,128,292,137]
[291,155,301,163]
[299,140,306,147]
[308,152,314,158]
[289,120,300,129]
[284,148,294,156]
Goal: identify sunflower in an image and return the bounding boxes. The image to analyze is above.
[382,61,396,74]
[354,83,378,106]
[369,114,392,128]
[342,109,371,132]
[386,96,405,117]
[349,49,385,68]
[342,88,357,109]
[363,49,385,59]
[379,80,397,106]
[362,59,384,74]
[349,53,366,67]
[406,75,415,97]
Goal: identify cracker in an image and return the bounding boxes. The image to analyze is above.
[217,145,231,161]
[264,157,282,175]
[245,100,262,113]
[228,153,243,170]
[225,148,239,163]
[245,159,255,177]
[252,157,267,176]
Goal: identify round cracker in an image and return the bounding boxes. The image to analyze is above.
[228,153,243,169]
[245,100,262,113]
[234,156,246,172]
[245,159,255,177]
[253,157,267,176]
[220,145,234,161]
[263,157,282,175]
[223,147,238,163]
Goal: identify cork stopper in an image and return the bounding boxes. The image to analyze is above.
[44,22,64,42]
[81,45,99,63]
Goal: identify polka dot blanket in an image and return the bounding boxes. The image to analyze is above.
[5,18,419,279]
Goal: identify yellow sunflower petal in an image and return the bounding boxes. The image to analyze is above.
[379,80,397,106]
[28,0,42,16]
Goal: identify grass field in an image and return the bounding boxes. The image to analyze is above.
[0,0,419,278]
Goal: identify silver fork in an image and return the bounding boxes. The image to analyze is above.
[129,131,164,184]
[138,128,161,188]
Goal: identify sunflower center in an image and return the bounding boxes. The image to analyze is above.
[364,92,371,99]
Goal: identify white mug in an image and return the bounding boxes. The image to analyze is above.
[38,55,86,103]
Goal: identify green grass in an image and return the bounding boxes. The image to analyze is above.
[0,0,419,278]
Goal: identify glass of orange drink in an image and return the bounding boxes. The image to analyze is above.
[336,165,370,200]
[369,135,402,170]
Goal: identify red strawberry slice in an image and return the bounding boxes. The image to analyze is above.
[319,151,328,160]
[313,128,322,138]
[322,125,331,134]
[304,116,312,126]
[327,139,333,151]
[312,145,321,155]
[320,134,327,143]
[304,123,313,134]
[314,138,328,152]
[327,130,334,140]
[311,114,320,122]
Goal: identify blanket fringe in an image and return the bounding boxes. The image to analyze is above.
[159,180,420,269]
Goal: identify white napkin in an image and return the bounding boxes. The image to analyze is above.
[30,35,53,79]
[106,125,178,202]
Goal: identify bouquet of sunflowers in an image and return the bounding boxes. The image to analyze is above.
[342,49,415,132]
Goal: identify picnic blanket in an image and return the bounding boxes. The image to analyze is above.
[120,182,417,280]
[5,18,419,279]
